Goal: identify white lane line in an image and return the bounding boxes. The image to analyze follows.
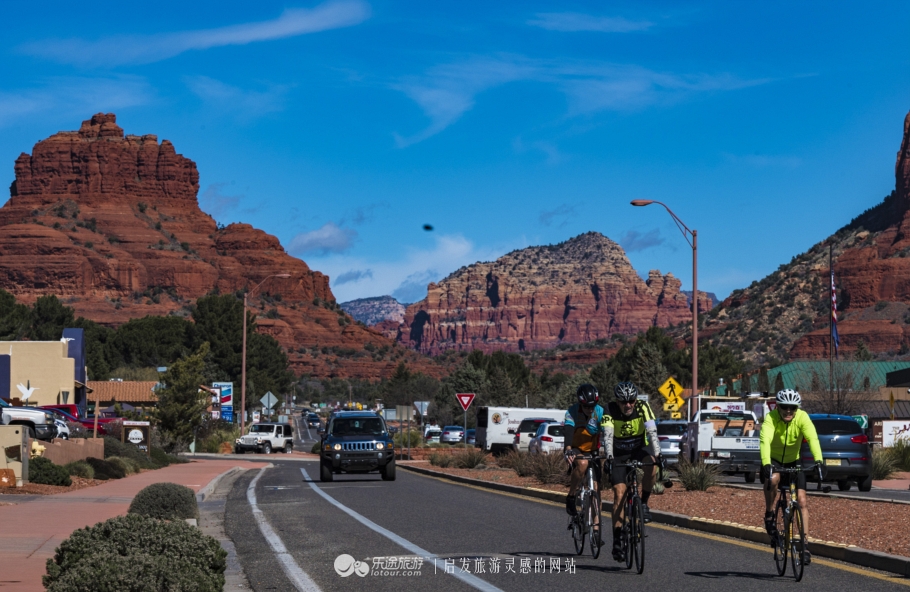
[300,468,504,592]
[248,466,321,592]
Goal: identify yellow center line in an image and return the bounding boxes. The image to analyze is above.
[405,468,910,586]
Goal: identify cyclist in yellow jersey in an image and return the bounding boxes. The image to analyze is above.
[760,388,823,564]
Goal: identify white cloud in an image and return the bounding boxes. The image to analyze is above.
[392,56,769,145]
[289,222,357,255]
[334,269,373,285]
[21,0,371,66]
[620,229,665,252]
[528,13,652,33]
[0,76,153,127]
[185,76,289,118]
[305,233,523,302]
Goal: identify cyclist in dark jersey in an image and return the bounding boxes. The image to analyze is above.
[563,384,606,522]
[600,381,662,562]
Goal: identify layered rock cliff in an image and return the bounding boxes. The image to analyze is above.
[340,296,407,326]
[396,232,707,355]
[0,114,439,379]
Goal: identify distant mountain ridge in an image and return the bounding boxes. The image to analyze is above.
[340,296,406,326]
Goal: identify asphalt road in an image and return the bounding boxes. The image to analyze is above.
[224,459,909,591]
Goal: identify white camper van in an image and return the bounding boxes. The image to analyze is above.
[476,406,566,454]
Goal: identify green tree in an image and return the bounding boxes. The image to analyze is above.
[632,342,667,398]
[773,371,785,393]
[757,367,771,393]
[486,366,518,406]
[29,295,74,341]
[854,340,874,361]
[0,289,31,340]
[111,316,197,368]
[589,360,620,400]
[741,372,752,393]
[151,343,210,451]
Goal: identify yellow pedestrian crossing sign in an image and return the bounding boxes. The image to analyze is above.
[658,377,684,401]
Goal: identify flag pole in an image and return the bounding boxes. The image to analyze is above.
[829,243,834,397]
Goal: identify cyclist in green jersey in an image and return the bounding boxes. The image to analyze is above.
[760,388,823,564]
[600,381,663,562]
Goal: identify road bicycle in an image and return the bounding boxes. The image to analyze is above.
[768,465,829,582]
[611,457,672,574]
[567,453,603,559]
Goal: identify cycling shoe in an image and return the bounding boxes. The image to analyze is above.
[565,495,577,516]
[641,502,653,524]
[802,550,811,565]
[611,542,623,562]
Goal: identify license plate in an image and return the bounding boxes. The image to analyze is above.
[704,459,721,464]
[825,459,842,466]
[716,451,730,458]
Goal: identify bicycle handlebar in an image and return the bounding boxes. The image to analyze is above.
[769,464,831,493]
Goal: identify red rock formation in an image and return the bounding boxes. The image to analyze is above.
[397,232,702,355]
[0,114,440,379]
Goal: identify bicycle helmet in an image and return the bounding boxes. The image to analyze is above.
[576,383,599,406]
[775,388,801,407]
[613,382,639,402]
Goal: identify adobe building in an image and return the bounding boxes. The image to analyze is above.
[0,328,87,410]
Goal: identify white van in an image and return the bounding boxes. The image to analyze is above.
[475,406,566,454]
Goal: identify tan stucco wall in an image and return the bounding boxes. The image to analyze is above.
[0,341,75,407]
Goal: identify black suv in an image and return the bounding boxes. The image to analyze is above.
[320,411,395,482]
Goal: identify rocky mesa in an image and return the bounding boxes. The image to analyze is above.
[396,232,710,355]
[0,113,438,379]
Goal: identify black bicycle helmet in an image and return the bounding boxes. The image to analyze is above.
[613,381,639,402]
[576,383,599,406]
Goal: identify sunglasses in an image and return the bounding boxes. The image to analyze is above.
[620,401,636,406]
[778,405,797,413]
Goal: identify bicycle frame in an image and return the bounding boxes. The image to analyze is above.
[569,453,603,559]
[612,458,656,574]
[768,465,828,582]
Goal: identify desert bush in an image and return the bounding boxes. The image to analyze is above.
[676,458,721,491]
[128,482,199,521]
[63,461,94,480]
[65,421,89,439]
[43,514,225,592]
[889,438,910,471]
[429,452,455,468]
[529,452,570,485]
[103,436,155,469]
[393,429,422,448]
[106,456,139,475]
[498,450,535,477]
[86,457,126,480]
[200,426,240,454]
[29,457,72,487]
[453,448,490,469]
[150,446,186,467]
[311,442,321,454]
[872,447,899,480]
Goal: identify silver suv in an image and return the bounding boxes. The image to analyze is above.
[657,420,687,465]
[235,423,294,454]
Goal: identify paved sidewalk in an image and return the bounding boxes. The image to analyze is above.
[0,458,266,592]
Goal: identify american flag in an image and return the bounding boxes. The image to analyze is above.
[831,270,839,358]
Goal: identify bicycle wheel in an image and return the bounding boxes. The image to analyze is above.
[772,502,788,576]
[623,500,634,570]
[631,496,646,574]
[588,490,602,559]
[790,506,806,582]
[572,492,585,555]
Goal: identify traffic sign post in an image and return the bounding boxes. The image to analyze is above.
[456,393,475,443]
[853,414,869,430]
[261,391,278,411]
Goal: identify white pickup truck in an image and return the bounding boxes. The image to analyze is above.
[0,400,58,441]
[681,410,761,483]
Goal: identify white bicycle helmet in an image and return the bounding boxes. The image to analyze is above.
[775,389,801,407]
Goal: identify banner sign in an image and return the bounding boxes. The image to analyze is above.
[213,382,233,407]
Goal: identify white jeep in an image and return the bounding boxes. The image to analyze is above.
[235,423,293,454]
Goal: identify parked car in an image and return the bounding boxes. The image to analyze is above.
[319,411,395,482]
[40,406,118,436]
[512,418,554,452]
[465,429,476,446]
[528,421,565,455]
[235,423,294,454]
[425,429,442,444]
[657,419,688,465]
[1,399,58,441]
[53,419,70,440]
[441,425,465,444]
[801,414,872,492]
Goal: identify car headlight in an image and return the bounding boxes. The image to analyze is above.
[376,442,384,450]
[235,439,241,444]
[256,438,262,443]
[333,443,342,451]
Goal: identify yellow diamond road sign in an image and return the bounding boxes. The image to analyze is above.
[658,377,683,401]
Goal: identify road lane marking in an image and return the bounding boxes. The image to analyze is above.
[405,469,910,586]
[248,466,321,592]
[300,467,505,592]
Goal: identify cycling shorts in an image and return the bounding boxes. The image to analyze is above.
[771,460,806,491]
[568,448,603,483]
[608,447,653,487]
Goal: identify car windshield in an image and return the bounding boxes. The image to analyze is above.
[426,430,441,438]
[658,423,687,436]
[517,420,544,432]
[443,426,462,431]
[331,417,385,436]
[814,419,861,435]
[250,425,276,433]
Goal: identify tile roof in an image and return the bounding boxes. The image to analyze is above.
[86,381,159,403]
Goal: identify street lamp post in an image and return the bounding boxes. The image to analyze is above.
[240,273,290,434]
[631,200,698,421]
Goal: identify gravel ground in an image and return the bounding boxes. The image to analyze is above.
[417,463,910,558]
[1,476,101,495]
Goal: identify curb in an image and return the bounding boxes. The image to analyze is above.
[196,466,244,502]
[401,465,910,577]
[719,481,910,506]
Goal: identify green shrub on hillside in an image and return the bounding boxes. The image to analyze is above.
[128,482,199,521]
[63,461,94,480]
[43,514,226,592]
[103,436,155,469]
[86,457,126,480]
[29,457,72,487]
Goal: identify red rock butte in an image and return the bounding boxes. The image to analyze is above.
[396,231,710,355]
[0,113,439,379]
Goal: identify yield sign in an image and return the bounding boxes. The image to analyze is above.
[456,393,476,411]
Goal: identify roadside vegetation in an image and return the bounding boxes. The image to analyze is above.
[676,458,722,491]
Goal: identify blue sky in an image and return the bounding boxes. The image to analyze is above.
[1,2,908,304]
